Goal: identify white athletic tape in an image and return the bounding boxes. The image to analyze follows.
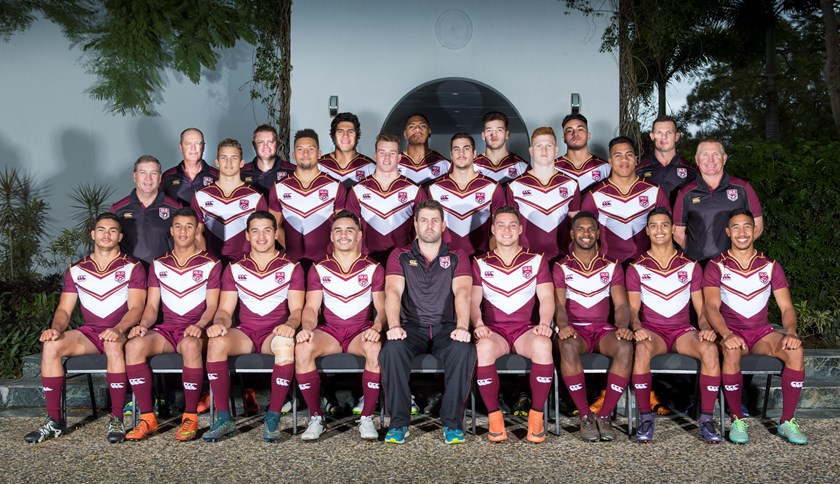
[271,335,295,365]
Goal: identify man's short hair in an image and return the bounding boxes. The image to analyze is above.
[294,129,320,147]
[647,207,673,224]
[133,155,161,172]
[729,208,754,223]
[482,111,509,130]
[415,199,444,220]
[530,126,556,144]
[572,210,599,229]
[697,137,725,151]
[333,209,361,230]
[247,210,277,230]
[562,113,588,129]
[375,132,401,151]
[405,113,430,128]
[217,138,243,158]
[253,124,278,140]
[95,212,122,232]
[172,207,199,224]
[330,113,361,146]
[608,135,636,153]
[450,132,475,150]
[492,205,521,222]
[180,128,204,143]
[651,115,678,132]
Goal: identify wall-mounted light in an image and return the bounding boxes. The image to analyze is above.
[571,93,581,114]
[329,96,339,117]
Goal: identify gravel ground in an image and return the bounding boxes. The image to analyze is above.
[1,413,838,483]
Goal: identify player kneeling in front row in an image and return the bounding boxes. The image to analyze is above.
[554,211,634,442]
[25,213,146,444]
[294,210,386,441]
[626,208,722,443]
[202,211,304,442]
[472,206,555,443]
[704,209,807,444]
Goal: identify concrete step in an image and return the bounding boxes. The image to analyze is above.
[21,354,41,378]
[750,376,840,410]
[0,376,108,408]
[804,349,840,377]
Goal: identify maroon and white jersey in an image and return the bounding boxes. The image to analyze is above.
[149,251,222,328]
[581,179,669,263]
[473,153,529,184]
[317,153,376,188]
[703,251,789,330]
[554,155,611,192]
[268,173,347,263]
[63,254,146,332]
[626,252,702,328]
[222,254,304,329]
[398,151,450,185]
[427,174,506,257]
[308,255,384,327]
[553,253,624,326]
[473,249,550,325]
[191,184,267,262]
[507,171,580,262]
[346,176,426,256]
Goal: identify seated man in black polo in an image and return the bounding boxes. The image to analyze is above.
[380,199,476,445]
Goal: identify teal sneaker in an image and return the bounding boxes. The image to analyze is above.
[385,426,409,444]
[444,427,465,444]
[202,416,236,442]
[263,411,282,443]
[728,417,749,444]
[123,399,162,417]
[778,418,808,445]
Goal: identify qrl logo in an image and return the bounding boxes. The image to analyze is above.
[678,271,688,284]
[727,189,739,201]
[358,274,369,287]
[591,170,602,181]
[275,271,285,284]
[791,381,804,388]
[398,191,408,203]
[522,266,533,279]
[677,167,687,178]
[536,376,553,384]
[159,207,170,219]
[110,383,125,389]
[276,378,290,387]
[508,167,517,177]
[203,176,214,186]
[759,272,769,284]
[115,270,126,283]
[634,383,648,390]
[192,269,204,282]
[707,386,720,392]
[367,382,380,389]
[183,382,198,390]
[431,166,441,176]
[355,170,366,180]
[129,378,146,385]
[319,189,329,201]
[477,379,493,386]
[569,384,583,392]
[559,187,568,198]
[600,272,610,284]
[475,192,486,203]
[638,195,649,208]
[724,384,739,391]
[239,199,250,210]
[610,384,623,393]
[439,256,451,269]
[208,373,218,381]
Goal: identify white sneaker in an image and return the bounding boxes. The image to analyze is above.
[352,397,365,415]
[301,416,325,441]
[280,399,292,414]
[358,415,378,440]
[410,395,419,415]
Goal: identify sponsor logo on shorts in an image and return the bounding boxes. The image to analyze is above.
[477,379,493,386]
[706,385,719,392]
[536,376,553,384]
[610,384,624,393]
[591,170,602,181]
[276,378,290,386]
[129,378,146,386]
[791,381,804,388]
[559,187,568,198]
[192,269,204,282]
[159,207,170,219]
[398,191,408,203]
[439,256,451,269]
[677,167,687,178]
[183,382,198,390]
[367,382,380,389]
[319,189,329,201]
[239,199,250,210]
[634,383,648,390]
[639,195,649,208]
[569,384,583,392]
[208,373,218,381]
[724,384,739,391]
[299,383,311,390]
[110,382,125,389]
[475,192,486,203]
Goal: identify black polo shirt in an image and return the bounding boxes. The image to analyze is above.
[386,240,471,327]
[110,190,181,266]
[635,154,697,208]
[241,156,295,197]
[674,172,763,262]
[161,160,219,206]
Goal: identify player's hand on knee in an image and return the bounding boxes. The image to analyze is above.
[99,328,123,342]
[386,327,407,341]
[362,328,380,343]
[556,326,576,340]
[615,328,634,341]
[295,329,313,343]
[450,328,471,343]
[473,325,492,340]
[206,324,227,338]
[39,329,61,342]
[698,330,717,342]
[128,326,147,339]
[633,328,651,342]
[781,333,801,350]
[722,333,746,350]
[533,324,553,337]
[274,323,295,339]
[184,324,203,338]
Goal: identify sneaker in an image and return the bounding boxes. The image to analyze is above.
[527,410,546,443]
[589,390,606,415]
[487,410,507,443]
[202,417,236,442]
[358,415,378,440]
[497,395,512,415]
[280,399,292,414]
[106,414,125,444]
[650,391,671,416]
[24,417,66,444]
[558,397,579,417]
[123,398,161,417]
[512,392,531,417]
[579,413,599,442]
[125,418,158,441]
[633,415,655,443]
[301,415,325,441]
[196,392,211,414]
[263,411,282,442]
[244,388,260,414]
[352,396,365,416]
[410,395,419,415]
[698,419,723,444]
[444,426,465,444]
[424,392,442,414]
[728,417,749,444]
[778,418,808,445]
[175,415,199,442]
[385,426,408,444]
[321,396,341,416]
[596,414,616,441]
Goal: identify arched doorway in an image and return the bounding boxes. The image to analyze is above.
[381,78,529,157]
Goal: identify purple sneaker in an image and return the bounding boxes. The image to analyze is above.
[633,415,654,443]
[698,419,723,444]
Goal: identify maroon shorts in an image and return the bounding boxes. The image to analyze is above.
[318,323,371,352]
[75,326,106,354]
[152,325,188,350]
[642,323,697,352]
[487,323,534,353]
[572,323,616,352]
[730,325,777,350]
[237,325,275,353]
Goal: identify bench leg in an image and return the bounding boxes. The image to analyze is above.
[761,375,772,419]
[718,388,725,431]
[87,374,97,419]
[553,368,560,436]
[61,376,67,423]
[209,387,215,424]
[132,393,138,428]
[625,388,634,437]
[470,385,476,435]
[292,391,298,435]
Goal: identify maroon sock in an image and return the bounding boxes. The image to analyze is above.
[361,370,381,417]
[780,368,805,423]
[126,363,154,415]
[529,363,554,412]
[722,372,744,420]
[698,374,721,415]
[476,365,500,413]
[632,372,653,414]
[268,364,294,412]
[106,372,128,417]
[181,366,204,414]
[42,376,65,421]
[206,361,231,413]
[296,370,322,417]
[599,372,629,416]
[562,372,590,416]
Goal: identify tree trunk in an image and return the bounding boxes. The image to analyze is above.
[821,0,840,134]
[657,77,667,117]
[764,22,781,142]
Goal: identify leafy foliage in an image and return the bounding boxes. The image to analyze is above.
[68,182,114,252]
[0,167,50,281]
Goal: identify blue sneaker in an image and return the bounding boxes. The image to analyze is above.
[444,427,465,444]
[385,426,409,444]
[202,416,236,442]
[778,418,808,445]
[632,415,654,443]
[698,418,723,444]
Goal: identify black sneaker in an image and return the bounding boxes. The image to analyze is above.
[424,392,443,415]
[24,417,66,444]
[512,392,531,417]
[497,395,512,415]
[106,414,125,444]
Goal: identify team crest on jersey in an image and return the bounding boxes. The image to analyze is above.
[439,256,451,269]
[277,172,288,180]
[275,271,285,284]
[192,270,204,282]
[431,166,441,176]
[591,170,602,181]
[475,192,486,203]
[355,170,366,180]
[159,207,170,220]
[358,274,369,287]
[398,191,408,203]
[319,189,329,201]
[678,271,688,284]
[759,272,769,284]
[727,189,738,201]
[677,168,687,178]
[600,271,610,283]
[115,270,126,283]
[239,199,250,210]
[508,167,517,177]
[522,266,533,279]
[202,176,214,187]
[639,195,649,208]
[559,187,568,198]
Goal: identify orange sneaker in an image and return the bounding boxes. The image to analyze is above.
[196,392,211,414]
[244,388,260,414]
[487,410,507,443]
[175,414,199,441]
[650,391,671,415]
[589,390,606,415]
[527,410,546,443]
[125,415,158,441]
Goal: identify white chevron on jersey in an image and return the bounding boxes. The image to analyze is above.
[428,183,495,237]
[315,263,377,321]
[509,178,578,233]
[353,184,419,236]
[559,262,617,311]
[715,260,776,319]
[635,260,696,318]
[274,181,339,235]
[476,255,542,316]
[155,259,217,317]
[590,185,661,240]
[195,190,263,242]
[70,262,136,320]
[230,262,296,317]
[398,159,450,185]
